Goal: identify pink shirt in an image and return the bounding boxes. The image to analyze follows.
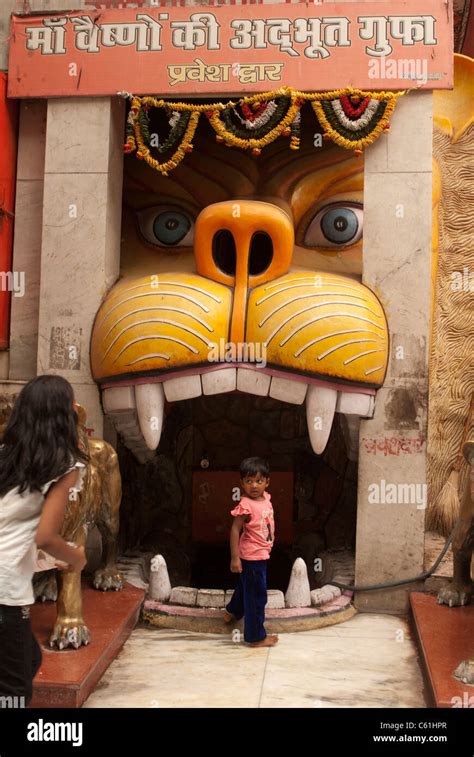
[231,491,275,560]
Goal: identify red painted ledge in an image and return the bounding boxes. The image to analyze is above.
[30,581,144,708]
[410,592,474,708]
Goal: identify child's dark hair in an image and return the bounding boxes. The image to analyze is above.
[240,457,270,479]
[0,375,89,496]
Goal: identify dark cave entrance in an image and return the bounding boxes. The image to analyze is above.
[118,390,357,593]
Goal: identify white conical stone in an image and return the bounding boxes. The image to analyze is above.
[266,590,285,609]
[148,554,171,602]
[285,557,311,608]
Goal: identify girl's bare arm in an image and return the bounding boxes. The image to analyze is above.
[35,469,86,571]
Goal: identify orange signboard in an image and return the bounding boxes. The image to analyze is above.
[8,1,453,98]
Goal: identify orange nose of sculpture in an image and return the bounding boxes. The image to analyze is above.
[194,201,294,344]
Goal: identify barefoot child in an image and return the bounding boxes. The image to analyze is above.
[224,457,278,647]
[0,376,89,705]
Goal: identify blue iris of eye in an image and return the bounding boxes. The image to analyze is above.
[321,208,358,244]
[153,211,190,245]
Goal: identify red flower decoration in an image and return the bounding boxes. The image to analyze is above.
[241,102,268,122]
[340,95,370,119]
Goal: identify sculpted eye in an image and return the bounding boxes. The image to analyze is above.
[303,204,363,248]
[136,206,194,247]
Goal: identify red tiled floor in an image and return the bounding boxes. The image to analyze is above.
[30,581,144,708]
[410,592,474,708]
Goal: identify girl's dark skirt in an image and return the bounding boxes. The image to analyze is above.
[0,604,42,706]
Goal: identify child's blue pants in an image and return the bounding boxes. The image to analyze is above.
[226,558,267,643]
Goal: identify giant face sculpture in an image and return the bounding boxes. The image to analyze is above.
[91,113,388,457]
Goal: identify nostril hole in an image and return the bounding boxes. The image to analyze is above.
[249,232,273,276]
[212,230,236,276]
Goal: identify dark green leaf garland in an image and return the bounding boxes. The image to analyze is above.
[136,106,192,156]
[221,96,291,141]
[320,99,388,142]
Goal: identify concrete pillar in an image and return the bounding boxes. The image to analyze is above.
[0,1,21,72]
[0,352,7,379]
[2,2,84,71]
[355,92,433,612]
[37,96,124,436]
[9,101,47,380]
[7,2,84,381]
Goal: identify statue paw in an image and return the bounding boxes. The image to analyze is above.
[49,621,91,650]
[34,572,58,603]
[437,583,472,607]
[454,658,474,685]
[93,567,124,592]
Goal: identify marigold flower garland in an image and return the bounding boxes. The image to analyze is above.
[138,105,192,155]
[128,95,207,175]
[310,88,401,154]
[120,87,403,174]
[208,90,304,155]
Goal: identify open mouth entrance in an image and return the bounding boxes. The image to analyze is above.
[116,391,358,597]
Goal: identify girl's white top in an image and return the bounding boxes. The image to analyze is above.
[0,461,86,606]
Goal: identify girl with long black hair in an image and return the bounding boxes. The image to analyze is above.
[0,375,89,705]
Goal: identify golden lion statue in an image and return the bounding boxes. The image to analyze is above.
[426,55,474,684]
[0,395,123,650]
[437,439,474,684]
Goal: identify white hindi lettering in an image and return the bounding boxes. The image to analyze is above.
[358,15,437,57]
[99,14,163,51]
[321,17,351,48]
[167,59,283,87]
[388,15,436,46]
[26,14,164,53]
[170,13,220,51]
[294,16,351,58]
[294,19,329,59]
[230,20,267,51]
[265,20,298,57]
[230,16,351,58]
[358,16,392,57]
[71,16,100,53]
[26,17,68,55]
[24,12,438,58]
